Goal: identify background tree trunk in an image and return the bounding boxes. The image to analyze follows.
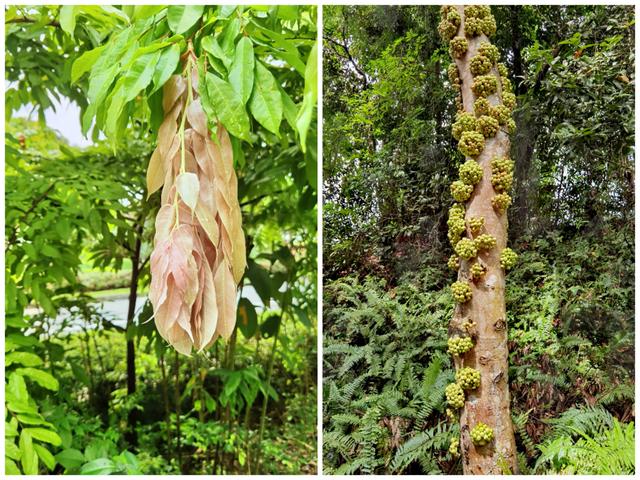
[450,5,518,474]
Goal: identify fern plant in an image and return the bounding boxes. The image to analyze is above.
[323,276,458,474]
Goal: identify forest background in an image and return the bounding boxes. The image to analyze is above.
[323,5,635,475]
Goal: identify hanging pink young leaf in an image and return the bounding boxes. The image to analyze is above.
[176,172,200,212]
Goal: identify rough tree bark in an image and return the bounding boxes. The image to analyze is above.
[442,5,519,474]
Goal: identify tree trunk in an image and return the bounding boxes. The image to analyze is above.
[446,6,519,474]
[125,235,141,446]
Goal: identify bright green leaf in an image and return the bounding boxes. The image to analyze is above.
[229,37,255,104]
[34,444,56,471]
[205,72,251,141]
[80,458,117,475]
[249,62,283,135]
[22,428,62,447]
[19,430,38,475]
[296,42,318,151]
[15,368,60,391]
[151,44,180,94]
[59,6,77,38]
[5,458,21,475]
[55,448,85,470]
[167,5,203,34]
[6,352,43,368]
[5,439,21,461]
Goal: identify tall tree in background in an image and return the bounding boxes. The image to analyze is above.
[440,5,518,473]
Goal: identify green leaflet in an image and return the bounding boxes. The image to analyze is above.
[295,42,318,151]
[229,36,255,104]
[5,459,21,475]
[221,18,241,58]
[151,44,180,94]
[19,430,38,475]
[249,62,283,135]
[205,72,251,141]
[5,439,21,460]
[15,367,60,391]
[202,36,231,71]
[34,444,56,471]
[55,448,85,470]
[80,458,117,475]
[105,50,161,142]
[279,86,297,131]
[59,6,77,39]
[167,5,204,34]
[5,351,43,367]
[22,428,62,447]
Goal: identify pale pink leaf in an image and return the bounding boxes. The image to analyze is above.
[214,261,237,340]
[176,172,200,212]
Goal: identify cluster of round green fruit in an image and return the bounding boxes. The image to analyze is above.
[501,75,513,93]
[503,92,516,110]
[479,41,500,63]
[449,437,459,457]
[473,98,491,117]
[470,422,494,446]
[448,254,460,270]
[474,233,496,251]
[500,247,518,270]
[438,6,461,41]
[464,6,496,37]
[469,54,492,76]
[470,262,486,279]
[491,157,514,192]
[497,63,508,77]
[449,36,468,58]
[492,193,512,212]
[448,212,466,245]
[446,408,457,422]
[452,112,478,140]
[456,367,481,390]
[468,216,484,234]
[446,382,465,409]
[448,335,474,355]
[477,115,499,137]
[451,180,474,202]
[462,319,477,332]
[459,160,483,185]
[471,75,497,97]
[490,104,512,125]
[458,131,485,157]
[455,238,478,260]
[451,281,473,303]
[448,63,460,85]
